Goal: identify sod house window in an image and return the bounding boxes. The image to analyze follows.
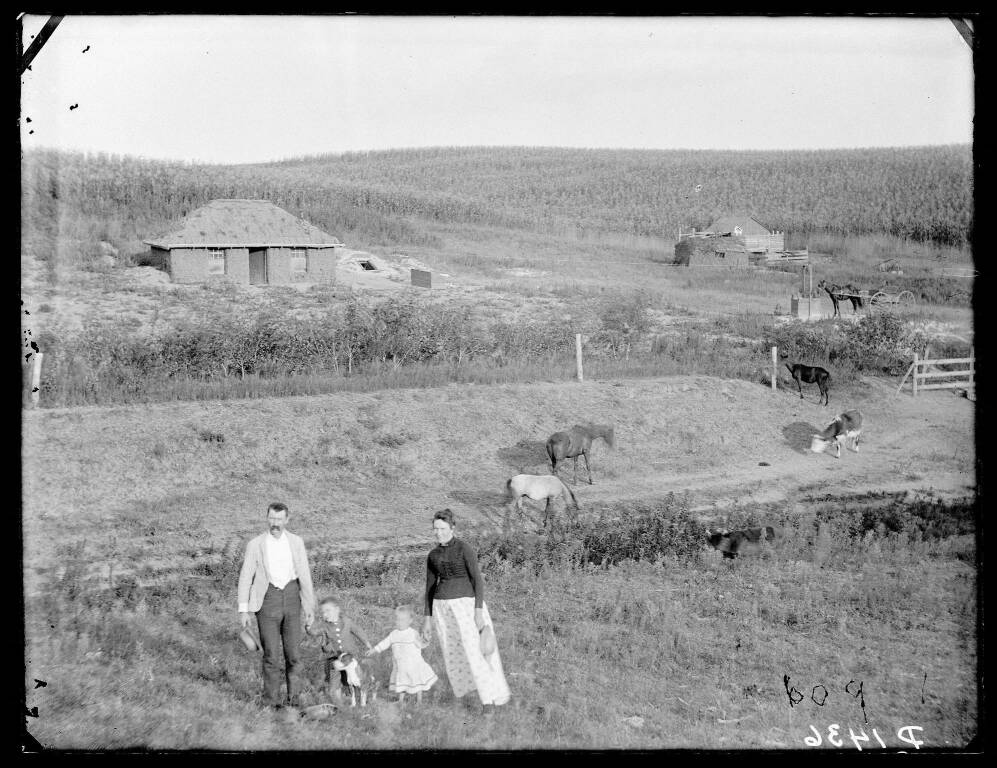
[291,249,307,275]
[207,249,225,275]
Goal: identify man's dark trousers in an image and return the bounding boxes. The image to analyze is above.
[256,579,302,706]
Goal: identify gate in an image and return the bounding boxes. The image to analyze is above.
[897,349,975,396]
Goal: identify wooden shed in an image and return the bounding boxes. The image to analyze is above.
[672,235,749,268]
[143,199,342,285]
[705,214,785,253]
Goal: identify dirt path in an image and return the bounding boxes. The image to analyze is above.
[21,372,974,600]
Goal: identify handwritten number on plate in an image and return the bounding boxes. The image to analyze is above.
[826,723,843,747]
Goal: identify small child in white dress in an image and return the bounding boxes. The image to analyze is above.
[366,605,438,703]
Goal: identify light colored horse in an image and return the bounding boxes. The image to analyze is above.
[545,423,616,485]
[506,474,580,528]
[810,410,863,458]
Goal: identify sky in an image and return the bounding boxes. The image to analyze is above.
[19,14,974,165]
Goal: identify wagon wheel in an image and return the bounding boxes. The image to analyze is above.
[895,290,915,307]
[869,291,890,307]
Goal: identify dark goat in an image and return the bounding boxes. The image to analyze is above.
[785,362,830,406]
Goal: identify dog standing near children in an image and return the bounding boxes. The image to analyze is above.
[366,605,438,704]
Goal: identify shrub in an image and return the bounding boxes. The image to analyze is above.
[475,495,702,572]
[840,313,928,374]
[581,499,703,565]
[766,322,843,367]
[591,291,654,358]
[816,495,975,545]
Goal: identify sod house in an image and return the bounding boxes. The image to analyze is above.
[143,199,342,285]
[672,235,748,267]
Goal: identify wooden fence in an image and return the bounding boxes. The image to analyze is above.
[897,348,974,396]
[939,267,978,278]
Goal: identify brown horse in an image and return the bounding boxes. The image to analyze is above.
[841,283,864,312]
[817,280,843,317]
[545,423,615,485]
[818,280,862,316]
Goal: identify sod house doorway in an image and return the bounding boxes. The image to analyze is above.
[249,248,268,285]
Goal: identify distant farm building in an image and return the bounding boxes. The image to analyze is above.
[143,199,342,285]
[672,235,748,268]
[704,214,785,253]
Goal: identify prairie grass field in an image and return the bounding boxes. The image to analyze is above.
[24,492,977,750]
[20,145,978,751]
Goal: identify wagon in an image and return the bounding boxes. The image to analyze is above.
[868,289,916,309]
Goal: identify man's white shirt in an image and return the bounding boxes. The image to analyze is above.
[238,532,298,613]
[266,531,297,589]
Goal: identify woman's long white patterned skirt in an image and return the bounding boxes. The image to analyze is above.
[432,598,511,706]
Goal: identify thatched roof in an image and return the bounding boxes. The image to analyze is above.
[143,199,342,249]
[706,214,772,236]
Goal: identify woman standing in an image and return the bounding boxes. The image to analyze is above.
[422,509,511,711]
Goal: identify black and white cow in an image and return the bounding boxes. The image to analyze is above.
[810,410,864,458]
[705,526,780,559]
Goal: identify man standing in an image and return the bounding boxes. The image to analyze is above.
[238,502,316,708]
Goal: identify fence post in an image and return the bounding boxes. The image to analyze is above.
[30,352,43,408]
[771,346,777,390]
[575,334,584,383]
[912,352,919,397]
[896,360,916,394]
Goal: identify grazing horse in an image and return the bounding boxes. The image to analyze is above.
[705,526,780,559]
[784,362,831,406]
[506,474,580,528]
[810,410,863,458]
[546,423,616,485]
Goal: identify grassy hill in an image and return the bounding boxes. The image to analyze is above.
[262,145,973,244]
[22,144,973,265]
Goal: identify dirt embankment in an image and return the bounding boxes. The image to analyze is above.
[22,375,975,590]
